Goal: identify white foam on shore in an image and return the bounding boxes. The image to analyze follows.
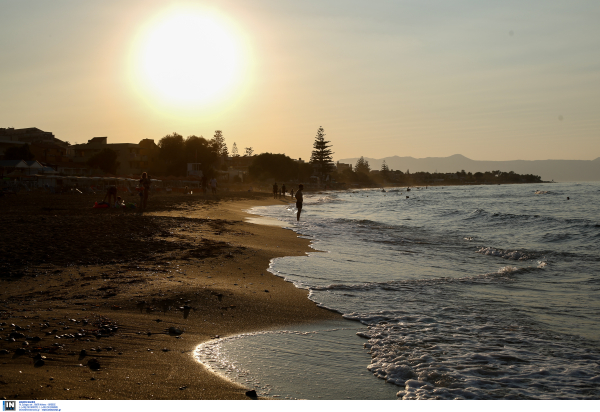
[244,216,289,227]
[195,320,399,400]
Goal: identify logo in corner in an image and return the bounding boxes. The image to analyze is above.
[2,401,16,411]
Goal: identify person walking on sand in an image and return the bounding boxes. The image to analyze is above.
[295,184,304,221]
[139,172,151,213]
[281,183,286,199]
[273,182,278,199]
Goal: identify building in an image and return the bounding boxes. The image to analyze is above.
[336,161,352,173]
[0,127,66,146]
[29,141,68,164]
[67,137,159,176]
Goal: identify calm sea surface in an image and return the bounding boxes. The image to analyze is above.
[197,182,600,399]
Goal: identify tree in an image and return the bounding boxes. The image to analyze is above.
[158,133,186,176]
[249,153,299,181]
[244,147,254,157]
[310,126,334,179]
[232,142,239,157]
[3,144,35,161]
[184,135,219,174]
[380,160,390,181]
[87,148,119,175]
[355,156,370,175]
[211,130,228,157]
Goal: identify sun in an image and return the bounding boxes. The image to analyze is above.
[131,7,246,109]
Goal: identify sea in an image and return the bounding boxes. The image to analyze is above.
[196,182,600,400]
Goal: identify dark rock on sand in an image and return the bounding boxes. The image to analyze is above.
[168,327,183,336]
[87,358,101,370]
[245,390,258,399]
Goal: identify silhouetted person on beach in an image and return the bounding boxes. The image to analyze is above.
[295,184,304,221]
[103,185,117,206]
[273,183,278,199]
[281,184,286,198]
[139,172,151,213]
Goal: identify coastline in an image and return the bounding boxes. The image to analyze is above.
[0,191,340,400]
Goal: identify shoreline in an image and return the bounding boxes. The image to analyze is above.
[0,191,340,400]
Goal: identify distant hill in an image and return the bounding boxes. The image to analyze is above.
[337,154,600,182]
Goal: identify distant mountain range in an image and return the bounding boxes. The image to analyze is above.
[337,154,600,182]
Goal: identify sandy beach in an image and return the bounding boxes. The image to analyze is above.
[0,190,339,400]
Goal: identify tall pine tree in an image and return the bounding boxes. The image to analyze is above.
[310,126,334,179]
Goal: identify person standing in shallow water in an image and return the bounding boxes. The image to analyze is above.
[295,184,304,221]
[139,172,151,213]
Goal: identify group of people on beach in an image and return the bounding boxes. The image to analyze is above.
[102,174,306,221]
[273,182,304,221]
[200,176,218,195]
[272,182,287,199]
[103,172,151,213]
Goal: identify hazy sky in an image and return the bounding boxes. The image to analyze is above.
[1,0,599,161]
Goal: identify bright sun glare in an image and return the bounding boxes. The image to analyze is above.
[133,7,245,108]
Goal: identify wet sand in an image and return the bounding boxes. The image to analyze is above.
[0,190,339,400]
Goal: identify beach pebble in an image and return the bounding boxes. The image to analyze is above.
[87,358,101,370]
[168,327,183,336]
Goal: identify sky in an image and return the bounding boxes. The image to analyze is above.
[1,0,599,162]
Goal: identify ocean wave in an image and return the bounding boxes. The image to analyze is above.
[476,247,539,260]
[350,309,600,399]
[464,209,598,233]
[311,267,538,293]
